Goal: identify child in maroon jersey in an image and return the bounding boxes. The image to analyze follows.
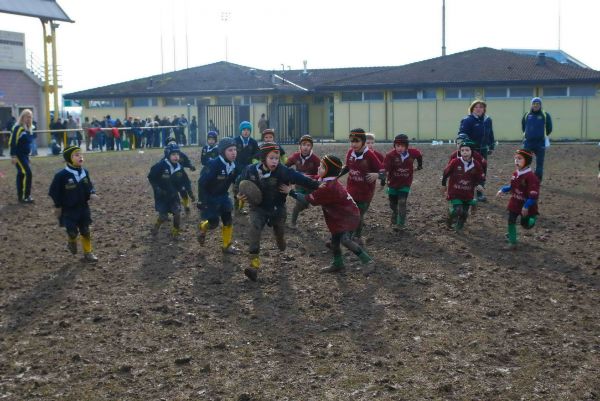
[280,154,374,274]
[449,133,487,172]
[285,134,321,226]
[441,141,485,231]
[381,134,423,229]
[339,128,384,246]
[366,133,385,164]
[496,149,540,249]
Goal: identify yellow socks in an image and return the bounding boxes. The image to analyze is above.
[80,234,92,253]
[251,256,260,269]
[199,220,209,232]
[222,225,233,249]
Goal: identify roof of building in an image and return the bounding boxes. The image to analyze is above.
[64,47,600,100]
[0,0,73,23]
[504,49,590,69]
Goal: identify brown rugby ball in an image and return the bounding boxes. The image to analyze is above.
[238,180,262,205]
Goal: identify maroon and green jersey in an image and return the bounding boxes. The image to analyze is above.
[384,148,423,188]
[443,157,484,201]
[345,148,384,203]
[507,168,540,216]
[306,178,360,234]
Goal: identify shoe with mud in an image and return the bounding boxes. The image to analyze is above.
[244,267,258,282]
[476,192,487,202]
[197,230,206,244]
[222,244,240,255]
[19,197,34,204]
[320,264,345,273]
[67,241,77,255]
[83,252,98,263]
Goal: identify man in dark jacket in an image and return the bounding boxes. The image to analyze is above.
[459,99,494,201]
[522,97,552,181]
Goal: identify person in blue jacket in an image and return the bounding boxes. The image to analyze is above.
[9,109,34,204]
[201,131,219,165]
[148,144,192,239]
[237,142,320,282]
[163,138,195,213]
[197,137,239,254]
[522,97,552,182]
[233,121,259,212]
[49,145,99,262]
[459,99,494,201]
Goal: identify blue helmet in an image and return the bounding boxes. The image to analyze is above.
[165,143,181,157]
[207,131,218,140]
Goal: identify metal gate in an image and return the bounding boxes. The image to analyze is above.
[205,105,251,138]
[268,103,308,144]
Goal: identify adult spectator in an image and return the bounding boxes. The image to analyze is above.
[258,113,268,134]
[82,116,92,151]
[66,115,78,146]
[30,120,38,156]
[50,118,63,149]
[2,115,16,156]
[189,116,198,145]
[459,99,495,201]
[179,114,188,145]
[522,97,552,182]
[9,109,34,203]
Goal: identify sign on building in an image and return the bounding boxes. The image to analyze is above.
[0,30,26,70]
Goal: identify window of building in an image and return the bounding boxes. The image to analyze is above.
[445,89,459,99]
[421,89,437,99]
[216,96,233,105]
[445,88,475,99]
[165,97,195,106]
[88,99,124,108]
[543,87,567,97]
[569,86,597,97]
[392,90,418,100]
[251,96,268,104]
[484,87,508,98]
[341,92,362,102]
[363,91,384,101]
[313,96,325,104]
[132,97,157,107]
[509,87,534,98]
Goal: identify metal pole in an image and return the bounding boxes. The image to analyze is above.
[442,0,447,56]
[41,20,51,135]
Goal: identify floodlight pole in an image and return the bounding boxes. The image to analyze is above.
[442,0,447,56]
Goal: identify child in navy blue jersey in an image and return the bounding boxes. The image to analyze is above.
[49,146,99,262]
[201,131,219,165]
[148,145,192,239]
[197,137,239,253]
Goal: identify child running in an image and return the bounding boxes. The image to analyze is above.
[197,137,239,253]
[366,132,385,164]
[233,121,259,212]
[201,131,219,166]
[285,134,321,226]
[339,128,384,246]
[496,149,540,249]
[381,134,423,229]
[441,141,484,231]
[237,142,320,282]
[148,145,192,239]
[280,154,374,275]
[48,145,99,262]
[163,137,196,213]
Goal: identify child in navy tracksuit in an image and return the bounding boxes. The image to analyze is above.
[201,131,219,166]
[163,138,196,213]
[496,149,541,249]
[9,109,34,203]
[281,154,374,275]
[284,134,321,226]
[148,145,192,239]
[238,142,320,282]
[197,137,239,253]
[49,146,99,262]
[233,121,259,211]
[442,141,485,231]
[381,134,423,229]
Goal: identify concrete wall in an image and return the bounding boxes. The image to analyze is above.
[0,69,43,125]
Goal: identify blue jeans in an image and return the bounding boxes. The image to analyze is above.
[528,145,545,181]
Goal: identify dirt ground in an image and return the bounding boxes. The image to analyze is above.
[0,143,598,401]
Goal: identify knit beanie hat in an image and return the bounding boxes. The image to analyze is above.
[207,131,218,140]
[459,140,475,150]
[349,128,366,143]
[261,128,275,140]
[321,154,343,178]
[63,145,81,164]
[218,137,236,156]
[515,148,534,166]
[394,134,409,146]
[469,99,487,114]
[259,142,280,161]
[299,134,313,146]
[531,97,542,105]
[239,121,252,133]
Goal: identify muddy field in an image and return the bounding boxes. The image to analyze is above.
[0,143,598,400]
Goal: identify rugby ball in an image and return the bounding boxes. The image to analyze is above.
[239,180,262,205]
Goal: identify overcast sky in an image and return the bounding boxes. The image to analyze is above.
[1,0,598,95]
